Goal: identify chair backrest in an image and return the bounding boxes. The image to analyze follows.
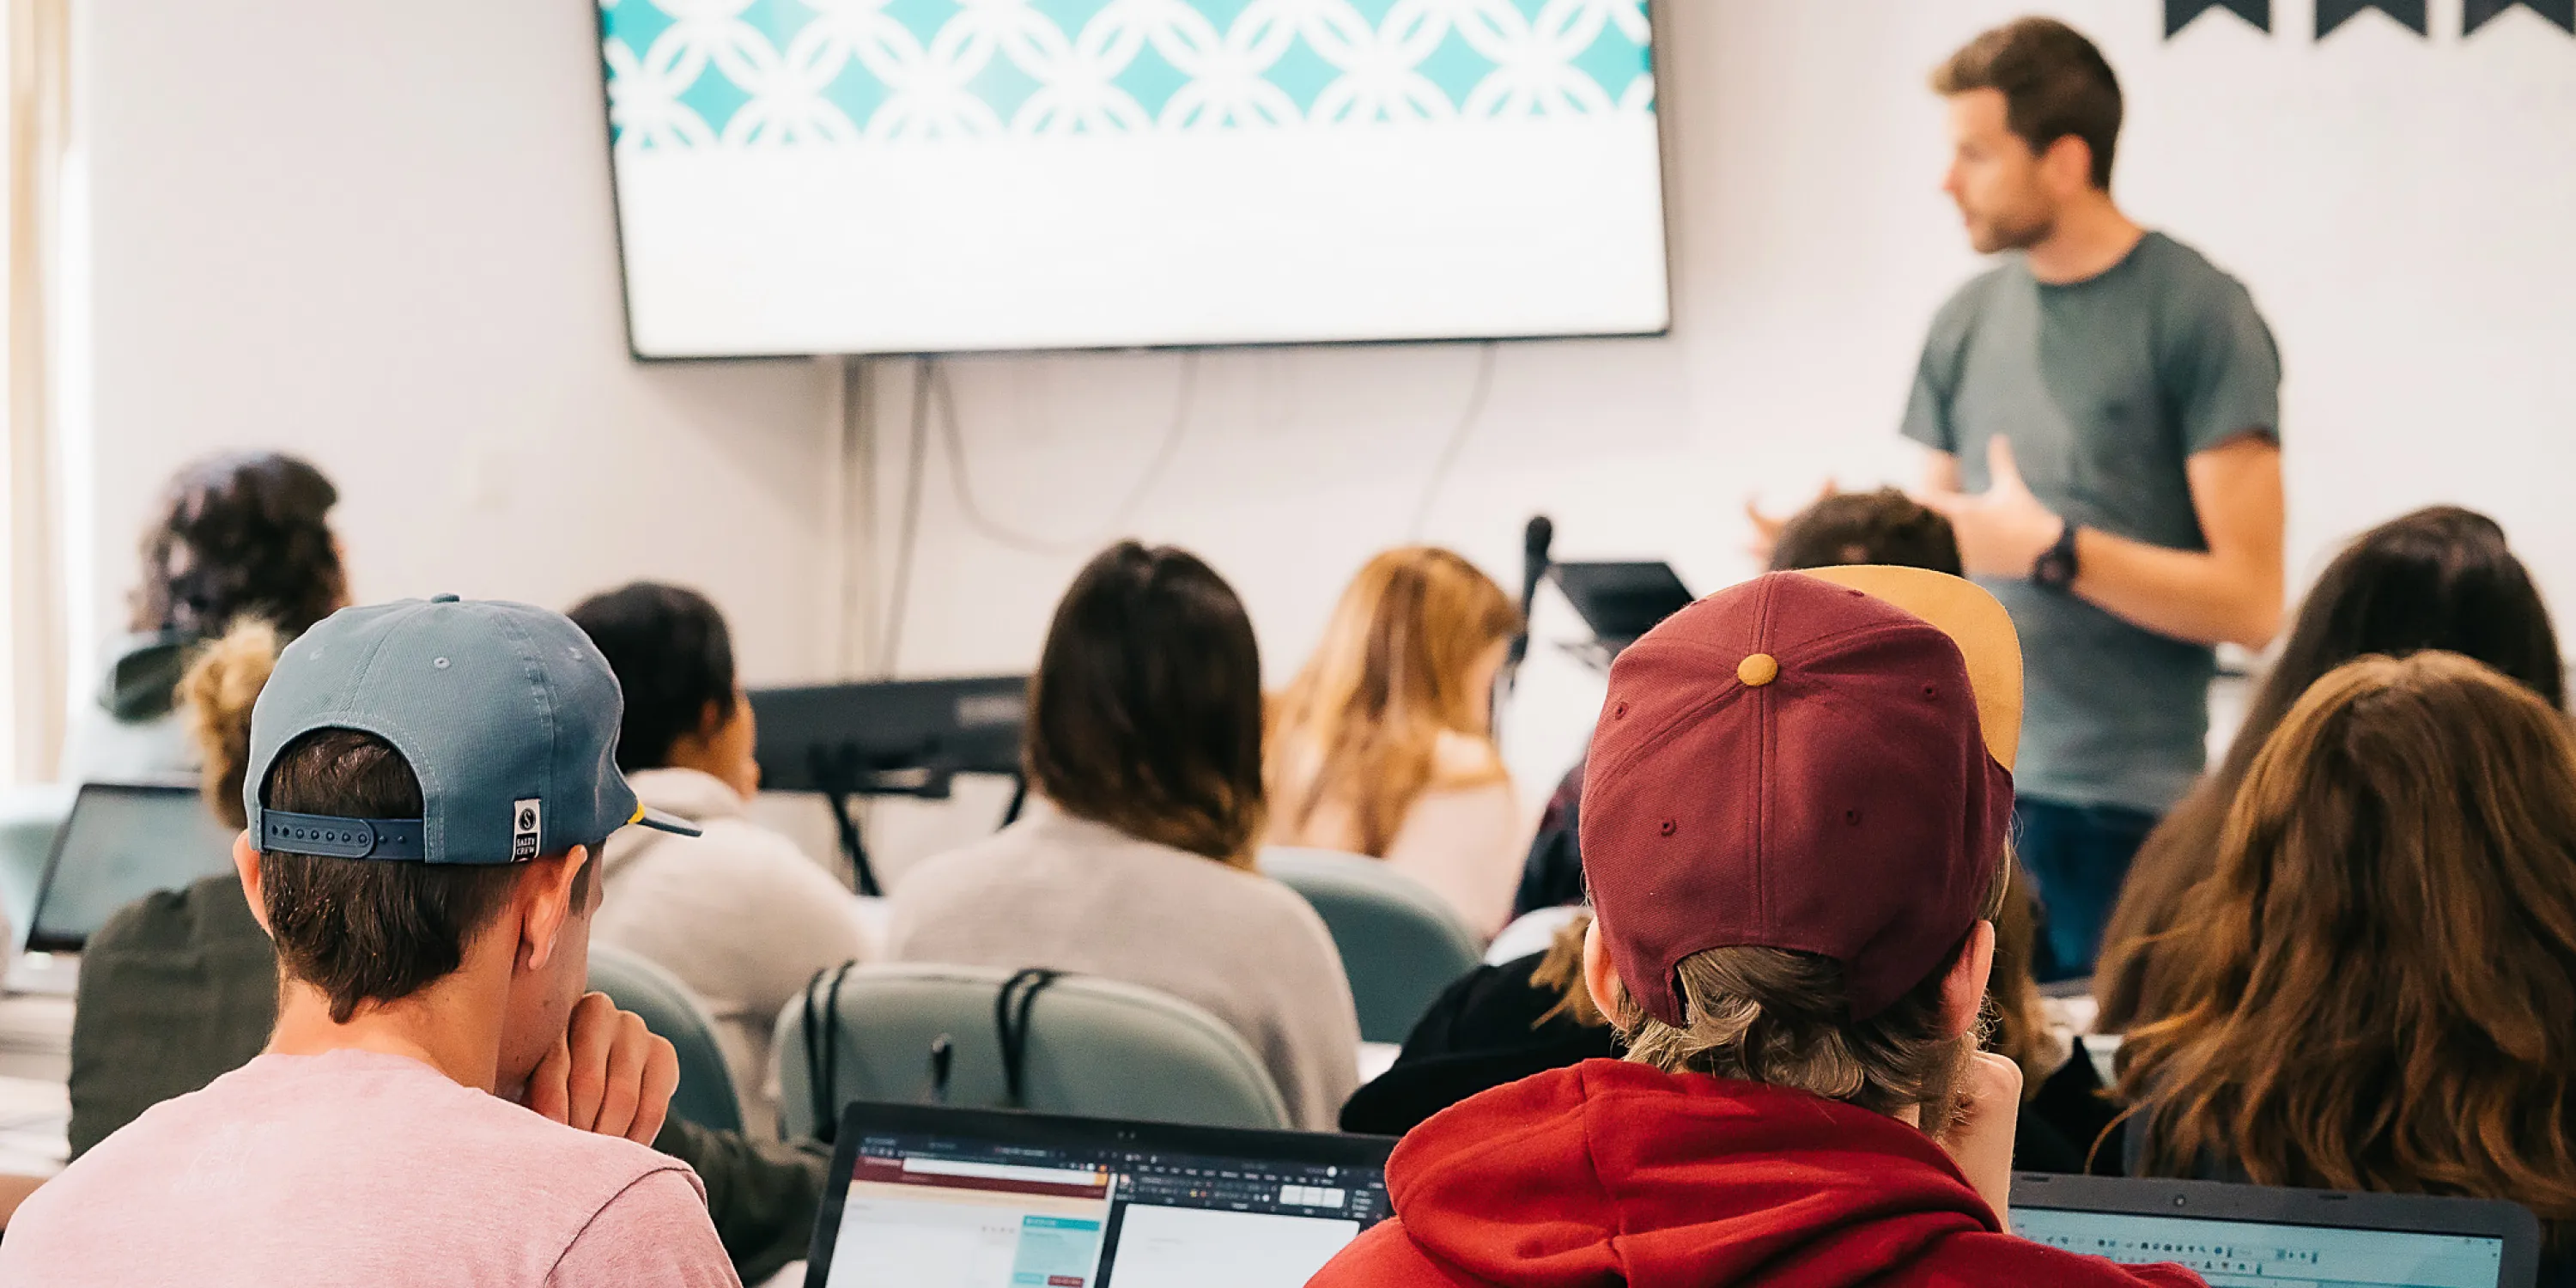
[1261,846,1485,1044]
[586,944,744,1135]
[774,963,1291,1140]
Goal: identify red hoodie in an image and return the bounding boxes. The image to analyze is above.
[1310,1060,2204,1288]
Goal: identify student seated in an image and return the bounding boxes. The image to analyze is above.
[1266,547,1526,939]
[9,598,738,1285]
[69,452,349,780]
[569,581,872,1137]
[886,543,1360,1130]
[2093,505,2562,1034]
[1515,486,1965,916]
[1310,569,2198,1287]
[2120,652,2576,1277]
[1344,811,2121,1175]
[58,617,829,1284]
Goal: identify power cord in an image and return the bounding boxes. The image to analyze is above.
[1406,341,1500,541]
[876,357,933,675]
[931,352,1200,556]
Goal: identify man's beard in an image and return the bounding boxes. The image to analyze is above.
[1971,206,2056,255]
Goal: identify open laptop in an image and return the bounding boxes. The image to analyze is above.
[11,781,240,995]
[2010,1173,2542,1288]
[805,1103,1394,1288]
[1547,561,1695,655]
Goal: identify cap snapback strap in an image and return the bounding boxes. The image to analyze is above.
[258,811,429,861]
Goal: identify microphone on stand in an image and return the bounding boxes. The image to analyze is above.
[1509,515,1553,689]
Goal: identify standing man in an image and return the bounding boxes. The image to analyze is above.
[1908,17,2284,980]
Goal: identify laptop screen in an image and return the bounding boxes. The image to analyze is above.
[2010,1206,2509,1288]
[812,1106,1393,1288]
[27,783,240,952]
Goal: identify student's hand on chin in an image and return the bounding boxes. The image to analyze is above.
[521,991,680,1146]
[1933,1049,2025,1232]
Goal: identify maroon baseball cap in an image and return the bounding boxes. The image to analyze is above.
[1579,567,2021,1023]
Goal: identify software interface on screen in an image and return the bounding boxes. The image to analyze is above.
[31,788,240,948]
[2009,1207,2506,1288]
[598,1,1672,355]
[822,1130,1390,1288]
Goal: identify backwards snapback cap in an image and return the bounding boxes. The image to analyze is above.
[1579,567,2022,1024]
[243,596,700,864]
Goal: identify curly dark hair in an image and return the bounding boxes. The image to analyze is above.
[130,453,344,639]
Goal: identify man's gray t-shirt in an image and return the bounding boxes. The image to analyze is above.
[1902,232,2280,814]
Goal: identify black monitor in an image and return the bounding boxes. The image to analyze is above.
[748,677,1030,896]
[2011,1173,2538,1288]
[1547,561,1695,654]
[28,781,239,953]
[750,677,1028,794]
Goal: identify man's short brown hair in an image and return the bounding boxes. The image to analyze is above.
[258,728,580,1022]
[1931,17,2123,190]
[1771,488,1963,577]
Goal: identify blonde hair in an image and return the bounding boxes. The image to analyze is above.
[1533,885,2048,1098]
[179,617,281,830]
[1267,548,1520,856]
[1606,853,2011,1135]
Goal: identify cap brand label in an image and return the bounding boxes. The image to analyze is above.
[512,799,542,861]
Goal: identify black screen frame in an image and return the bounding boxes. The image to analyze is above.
[804,1101,1396,1288]
[587,0,1683,363]
[25,780,224,954]
[1547,560,1695,645]
[2008,1173,2542,1288]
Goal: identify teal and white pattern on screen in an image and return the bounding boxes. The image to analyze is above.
[598,0,1656,146]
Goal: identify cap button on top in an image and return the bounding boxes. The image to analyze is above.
[1737,653,1780,687]
[430,593,460,603]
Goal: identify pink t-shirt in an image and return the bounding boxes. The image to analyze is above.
[0,1048,740,1287]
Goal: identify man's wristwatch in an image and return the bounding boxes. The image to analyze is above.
[2032,521,2081,590]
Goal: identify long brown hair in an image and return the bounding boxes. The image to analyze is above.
[2097,506,2563,1032]
[1267,547,1520,857]
[1025,543,1267,866]
[2121,653,2576,1242]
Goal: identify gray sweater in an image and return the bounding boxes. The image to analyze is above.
[885,803,1362,1130]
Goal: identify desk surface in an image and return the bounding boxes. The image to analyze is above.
[0,993,71,1084]
[0,1074,68,1177]
[0,994,74,1178]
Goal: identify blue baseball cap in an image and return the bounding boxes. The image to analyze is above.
[243,595,701,864]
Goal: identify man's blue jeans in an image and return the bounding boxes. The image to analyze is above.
[2014,798,2162,984]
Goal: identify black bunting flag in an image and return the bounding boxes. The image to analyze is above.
[2465,0,2576,33]
[2166,0,2272,35]
[2315,0,2429,37]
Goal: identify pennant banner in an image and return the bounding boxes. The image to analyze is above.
[2166,0,2272,35]
[2465,0,2576,33]
[2316,0,2429,36]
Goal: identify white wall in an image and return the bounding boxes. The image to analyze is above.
[73,0,838,697]
[66,1,2576,868]
[857,0,2576,839]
